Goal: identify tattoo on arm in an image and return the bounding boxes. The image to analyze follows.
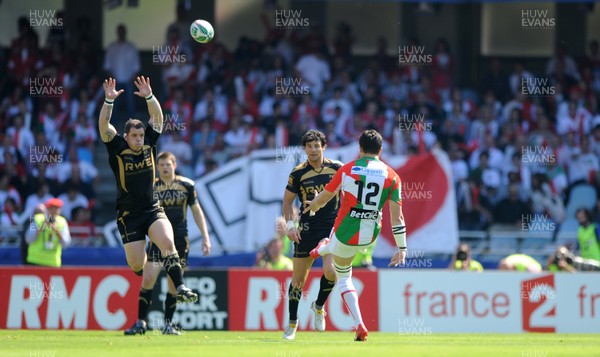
[105,130,114,140]
[105,106,112,121]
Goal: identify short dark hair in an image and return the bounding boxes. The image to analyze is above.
[359,129,382,154]
[301,130,326,147]
[124,119,144,134]
[157,151,176,164]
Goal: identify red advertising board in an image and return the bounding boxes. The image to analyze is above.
[228,269,378,331]
[0,267,139,330]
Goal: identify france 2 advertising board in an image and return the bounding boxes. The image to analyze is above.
[378,270,600,333]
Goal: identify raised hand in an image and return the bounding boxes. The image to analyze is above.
[133,76,152,98]
[103,78,124,101]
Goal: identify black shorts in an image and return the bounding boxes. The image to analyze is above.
[147,237,190,269]
[117,205,167,244]
[294,226,333,258]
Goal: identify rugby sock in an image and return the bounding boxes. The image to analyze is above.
[164,293,178,323]
[334,261,363,326]
[138,288,153,321]
[163,254,185,288]
[288,283,303,321]
[315,274,336,308]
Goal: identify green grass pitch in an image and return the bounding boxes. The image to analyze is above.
[1,330,598,357]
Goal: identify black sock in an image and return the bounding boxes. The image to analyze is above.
[138,288,153,321]
[288,283,302,321]
[164,293,177,323]
[315,274,336,307]
[163,254,184,288]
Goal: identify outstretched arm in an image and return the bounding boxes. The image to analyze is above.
[134,76,163,133]
[191,202,211,256]
[99,78,123,142]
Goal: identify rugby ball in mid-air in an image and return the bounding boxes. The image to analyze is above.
[190,19,214,43]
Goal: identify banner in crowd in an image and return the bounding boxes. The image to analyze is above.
[191,145,458,257]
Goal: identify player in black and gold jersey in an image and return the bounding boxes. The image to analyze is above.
[132,152,211,335]
[98,77,197,336]
[282,130,342,340]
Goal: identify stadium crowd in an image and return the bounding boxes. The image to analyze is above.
[0,7,600,253]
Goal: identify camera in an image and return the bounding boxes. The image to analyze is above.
[456,250,468,261]
[552,250,600,271]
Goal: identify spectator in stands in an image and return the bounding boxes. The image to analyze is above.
[567,136,599,186]
[256,237,293,271]
[160,28,194,97]
[163,87,193,142]
[0,134,17,166]
[24,163,58,198]
[481,59,511,103]
[71,113,97,154]
[547,44,580,81]
[23,182,53,222]
[448,243,483,272]
[103,24,140,120]
[530,173,566,224]
[38,102,65,154]
[68,206,96,247]
[224,116,250,158]
[575,208,600,263]
[509,61,535,97]
[61,164,95,199]
[492,183,531,228]
[556,101,592,137]
[431,38,454,103]
[57,185,89,222]
[55,147,98,185]
[162,131,193,178]
[498,254,542,272]
[6,115,34,159]
[1,197,22,229]
[69,89,96,125]
[0,173,21,211]
[295,50,330,99]
[26,198,70,267]
[322,87,353,125]
[193,88,228,132]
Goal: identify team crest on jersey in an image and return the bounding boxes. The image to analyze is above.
[351,166,385,177]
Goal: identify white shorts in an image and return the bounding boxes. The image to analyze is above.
[326,231,376,259]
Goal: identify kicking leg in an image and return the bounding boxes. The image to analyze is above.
[333,254,368,341]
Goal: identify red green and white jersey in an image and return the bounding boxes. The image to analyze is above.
[324,156,401,246]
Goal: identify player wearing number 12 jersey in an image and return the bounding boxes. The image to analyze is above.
[304,129,408,342]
